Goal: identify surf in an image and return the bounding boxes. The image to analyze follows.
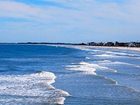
[0,71,70,105]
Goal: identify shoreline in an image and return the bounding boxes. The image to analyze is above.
[85,46,140,52]
[58,45,140,53]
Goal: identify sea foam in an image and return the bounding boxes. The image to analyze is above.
[66,62,117,75]
[97,60,140,69]
[0,71,70,105]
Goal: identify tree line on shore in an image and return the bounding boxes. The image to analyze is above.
[86,42,140,47]
[17,41,140,47]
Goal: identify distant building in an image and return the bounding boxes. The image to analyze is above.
[128,42,136,47]
[87,41,140,47]
[104,42,114,46]
[88,42,97,46]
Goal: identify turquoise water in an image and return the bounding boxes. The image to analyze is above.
[0,44,140,105]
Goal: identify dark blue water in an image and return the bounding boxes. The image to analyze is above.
[0,44,140,105]
[0,44,85,74]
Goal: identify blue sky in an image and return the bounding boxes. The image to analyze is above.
[0,0,140,43]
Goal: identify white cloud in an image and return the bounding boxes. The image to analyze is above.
[0,0,140,42]
[0,0,140,23]
[0,0,51,21]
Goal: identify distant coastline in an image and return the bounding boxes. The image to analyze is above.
[16,41,140,47]
[17,42,140,52]
[1,41,140,47]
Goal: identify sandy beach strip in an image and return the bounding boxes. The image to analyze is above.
[83,46,140,52]
[47,44,140,53]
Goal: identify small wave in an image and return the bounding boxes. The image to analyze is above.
[0,71,70,105]
[113,62,140,68]
[98,60,140,69]
[66,62,117,75]
[1,58,42,62]
[105,51,139,57]
[94,54,117,57]
[93,51,139,58]
[97,60,112,63]
[66,62,97,75]
[106,51,129,55]
[85,57,90,59]
[98,75,118,85]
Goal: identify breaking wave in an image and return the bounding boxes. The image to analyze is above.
[66,62,119,85]
[97,60,140,68]
[66,61,117,75]
[66,62,97,75]
[92,51,140,58]
[0,71,70,105]
[105,51,140,57]
[94,54,117,58]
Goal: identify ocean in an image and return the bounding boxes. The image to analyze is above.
[0,44,140,105]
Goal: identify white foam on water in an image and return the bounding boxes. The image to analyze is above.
[66,62,97,75]
[0,71,70,105]
[97,60,112,63]
[80,62,117,72]
[66,62,117,75]
[98,60,140,68]
[66,62,120,86]
[106,51,129,55]
[113,62,140,68]
[92,50,139,58]
[94,54,117,57]
[85,57,90,59]
[105,51,139,57]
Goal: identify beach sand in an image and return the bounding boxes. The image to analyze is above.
[73,45,140,52]
[80,46,140,52]
[48,44,140,53]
